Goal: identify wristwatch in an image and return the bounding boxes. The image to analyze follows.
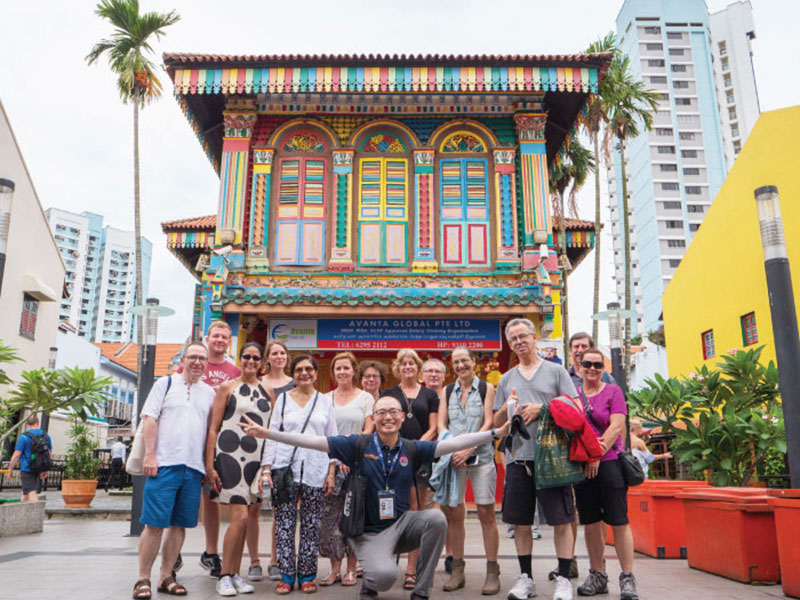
[491,428,501,441]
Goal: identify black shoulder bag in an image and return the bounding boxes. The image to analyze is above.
[339,433,372,538]
[271,391,319,505]
[579,387,644,488]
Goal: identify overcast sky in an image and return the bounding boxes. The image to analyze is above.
[1,0,797,344]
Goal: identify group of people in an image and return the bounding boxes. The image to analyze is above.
[130,318,647,600]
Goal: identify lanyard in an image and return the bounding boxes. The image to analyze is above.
[373,433,402,490]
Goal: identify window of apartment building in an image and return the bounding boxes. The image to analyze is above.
[731,126,740,138]
[718,41,727,56]
[658,93,670,101]
[667,239,686,248]
[684,167,701,176]
[723,74,732,88]
[673,80,689,89]
[646,43,663,51]
[702,329,716,359]
[667,32,683,40]
[689,223,700,232]
[657,146,676,154]
[644,26,661,34]
[726,91,735,105]
[671,64,687,72]
[741,312,758,346]
[721,57,730,72]
[675,97,692,106]
[669,259,681,268]
[686,186,703,195]
[661,182,679,191]
[20,294,39,340]
[669,48,685,56]
[660,164,678,172]
[651,76,667,84]
[733,140,742,154]
[682,149,698,158]
[656,127,673,136]
[647,59,665,67]
[663,201,682,209]
[679,132,696,141]
[666,220,683,229]
[688,204,705,213]
[729,107,737,121]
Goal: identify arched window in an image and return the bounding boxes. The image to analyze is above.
[355,131,411,267]
[273,129,329,266]
[438,131,491,267]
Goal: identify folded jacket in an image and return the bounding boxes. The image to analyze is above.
[548,395,603,462]
[429,430,461,508]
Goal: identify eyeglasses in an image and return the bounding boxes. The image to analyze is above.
[185,355,208,363]
[374,408,403,418]
[294,365,316,373]
[508,333,533,344]
[362,374,381,379]
[241,354,262,362]
[581,360,604,370]
[422,369,445,374]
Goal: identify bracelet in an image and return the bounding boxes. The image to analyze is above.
[490,428,500,441]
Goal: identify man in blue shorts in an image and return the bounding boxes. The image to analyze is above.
[132,341,215,600]
[8,414,52,502]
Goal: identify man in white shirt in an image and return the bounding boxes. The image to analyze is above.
[132,341,216,599]
[105,438,127,491]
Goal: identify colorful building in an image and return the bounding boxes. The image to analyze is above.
[663,106,800,378]
[161,53,609,386]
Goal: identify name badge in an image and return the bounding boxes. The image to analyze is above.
[378,489,395,520]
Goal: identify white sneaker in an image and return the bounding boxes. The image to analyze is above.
[508,573,537,599]
[553,575,573,600]
[216,575,238,597]
[232,574,255,594]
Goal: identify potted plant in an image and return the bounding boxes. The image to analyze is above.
[628,347,784,582]
[61,420,101,508]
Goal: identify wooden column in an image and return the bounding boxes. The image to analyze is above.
[329,149,355,271]
[246,147,275,269]
[514,113,550,270]
[493,148,521,271]
[412,148,437,273]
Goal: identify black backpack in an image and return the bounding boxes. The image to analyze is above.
[445,379,488,405]
[24,431,52,474]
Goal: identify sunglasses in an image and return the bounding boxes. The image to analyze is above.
[241,354,262,362]
[581,360,604,370]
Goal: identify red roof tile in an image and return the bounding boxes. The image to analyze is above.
[161,215,216,230]
[96,342,186,378]
[553,217,596,231]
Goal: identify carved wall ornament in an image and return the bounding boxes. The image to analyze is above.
[513,114,547,141]
[223,111,257,138]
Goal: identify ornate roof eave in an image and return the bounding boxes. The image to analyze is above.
[162,215,215,281]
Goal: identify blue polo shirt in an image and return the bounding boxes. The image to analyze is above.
[328,434,437,533]
[14,428,53,473]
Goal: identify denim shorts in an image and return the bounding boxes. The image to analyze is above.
[141,465,203,528]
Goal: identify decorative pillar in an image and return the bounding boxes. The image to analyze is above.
[493,148,520,271]
[513,113,550,270]
[217,97,257,250]
[329,149,355,271]
[412,148,437,273]
[247,147,275,269]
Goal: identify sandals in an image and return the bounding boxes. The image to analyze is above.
[157,576,187,596]
[132,579,151,600]
[342,571,357,586]
[300,581,317,594]
[275,582,293,595]
[403,572,417,590]
[318,572,341,586]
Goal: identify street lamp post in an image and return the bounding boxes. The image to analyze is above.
[754,185,800,488]
[128,298,175,536]
[0,178,15,297]
[40,346,58,434]
[607,302,626,395]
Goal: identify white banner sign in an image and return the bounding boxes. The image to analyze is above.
[268,319,318,349]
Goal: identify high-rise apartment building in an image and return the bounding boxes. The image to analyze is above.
[45,208,152,342]
[609,0,758,333]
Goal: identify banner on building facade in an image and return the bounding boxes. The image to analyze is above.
[268,319,318,349]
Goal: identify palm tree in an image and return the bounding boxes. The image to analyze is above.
[550,140,595,359]
[603,54,660,388]
[584,33,619,343]
[86,0,179,382]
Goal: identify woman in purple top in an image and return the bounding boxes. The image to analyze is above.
[574,348,639,600]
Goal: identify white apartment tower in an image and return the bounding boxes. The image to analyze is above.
[45,208,152,343]
[609,0,759,333]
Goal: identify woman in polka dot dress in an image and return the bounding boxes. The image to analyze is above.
[205,342,273,596]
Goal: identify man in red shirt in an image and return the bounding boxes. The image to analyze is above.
[179,321,241,578]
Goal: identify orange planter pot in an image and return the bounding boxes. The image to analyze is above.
[627,480,709,558]
[676,487,779,583]
[61,479,98,509]
[767,489,800,598]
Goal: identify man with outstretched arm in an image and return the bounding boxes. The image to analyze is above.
[241,395,509,600]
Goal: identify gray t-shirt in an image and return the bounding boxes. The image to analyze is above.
[493,360,577,461]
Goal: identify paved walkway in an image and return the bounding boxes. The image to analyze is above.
[0,500,787,600]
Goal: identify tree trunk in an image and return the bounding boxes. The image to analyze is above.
[560,192,569,360]
[133,101,144,394]
[620,139,632,390]
[592,134,602,343]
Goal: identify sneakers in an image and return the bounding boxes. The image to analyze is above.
[577,569,608,596]
[247,565,263,582]
[216,575,237,597]
[508,573,537,599]
[201,552,222,578]
[359,586,378,599]
[619,573,638,600]
[232,574,254,594]
[553,576,573,600]
[268,564,281,581]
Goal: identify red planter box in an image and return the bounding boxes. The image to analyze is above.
[676,488,779,583]
[767,489,800,598]
[627,480,709,558]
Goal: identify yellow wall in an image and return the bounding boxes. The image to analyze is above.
[664,106,800,378]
